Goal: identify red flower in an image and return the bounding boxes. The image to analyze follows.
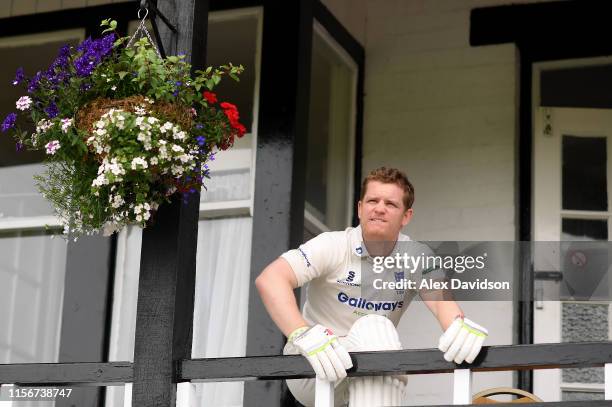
[220,101,246,138]
[235,123,246,137]
[202,91,217,104]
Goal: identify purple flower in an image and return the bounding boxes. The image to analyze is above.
[44,102,59,118]
[195,124,204,129]
[196,135,206,146]
[73,34,115,77]
[15,142,23,152]
[27,71,43,93]
[1,113,17,132]
[12,68,25,86]
[175,81,182,87]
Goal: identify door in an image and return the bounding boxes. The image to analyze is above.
[533,107,612,401]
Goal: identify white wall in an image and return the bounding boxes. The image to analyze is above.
[319,0,560,404]
[0,0,130,18]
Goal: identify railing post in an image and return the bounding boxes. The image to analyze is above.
[0,384,14,407]
[176,382,196,407]
[605,363,612,400]
[453,369,472,405]
[123,383,132,407]
[314,378,334,407]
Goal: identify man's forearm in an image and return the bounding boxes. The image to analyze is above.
[424,297,464,331]
[255,259,309,337]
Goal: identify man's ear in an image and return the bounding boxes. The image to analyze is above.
[357,200,363,220]
[401,208,413,227]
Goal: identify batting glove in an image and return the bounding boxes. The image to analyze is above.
[438,317,488,364]
[289,325,353,381]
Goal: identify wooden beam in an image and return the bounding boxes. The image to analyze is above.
[0,362,132,385]
[180,342,612,381]
[131,1,208,406]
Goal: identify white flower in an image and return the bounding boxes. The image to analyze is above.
[160,122,173,133]
[144,97,154,104]
[147,116,158,124]
[131,157,148,170]
[109,162,125,176]
[136,215,143,222]
[135,106,147,116]
[95,128,107,136]
[173,131,186,140]
[16,96,32,111]
[45,140,61,155]
[92,174,108,187]
[60,118,73,133]
[102,222,121,236]
[36,119,53,133]
[177,154,192,163]
[109,194,125,209]
[150,157,159,165]
[111,86,117,91]
[171,144,184,152]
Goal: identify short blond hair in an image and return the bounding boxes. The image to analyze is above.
[360,167,414,209]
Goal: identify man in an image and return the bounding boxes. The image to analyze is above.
[256,167,488,406]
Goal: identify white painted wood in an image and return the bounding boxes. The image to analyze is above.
[206,145,252,172]
[314,378,334,407]
[605,363,612,400]
[123,383,132,407]
[452,369,472,404]
[0,216,61,232]
[0,384,14,407]
[176,382,196,407]
[199,199,252,218]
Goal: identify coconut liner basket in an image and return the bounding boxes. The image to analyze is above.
[74,95,197,188]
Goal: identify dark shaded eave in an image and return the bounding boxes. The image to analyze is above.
[470,0,612,61]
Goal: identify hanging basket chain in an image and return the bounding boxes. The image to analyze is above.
[126,7,162,59]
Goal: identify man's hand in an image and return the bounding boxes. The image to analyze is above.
[290,325,353,381]
[438,317,488,364]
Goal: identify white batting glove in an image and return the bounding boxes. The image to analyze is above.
[289,325,353,381]
[438,317,488,364]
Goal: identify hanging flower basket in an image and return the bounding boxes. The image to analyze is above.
[1,19,246,238]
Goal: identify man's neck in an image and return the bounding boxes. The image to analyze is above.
[361,232,399,257]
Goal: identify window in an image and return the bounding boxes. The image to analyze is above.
[304,21,357,240]
[0,30,84,370]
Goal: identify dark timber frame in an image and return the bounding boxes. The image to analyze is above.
[471,0,612,392]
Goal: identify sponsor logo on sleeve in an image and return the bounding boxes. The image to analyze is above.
[298,247,311,267]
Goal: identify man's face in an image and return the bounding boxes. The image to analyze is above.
[357,180,413,241]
